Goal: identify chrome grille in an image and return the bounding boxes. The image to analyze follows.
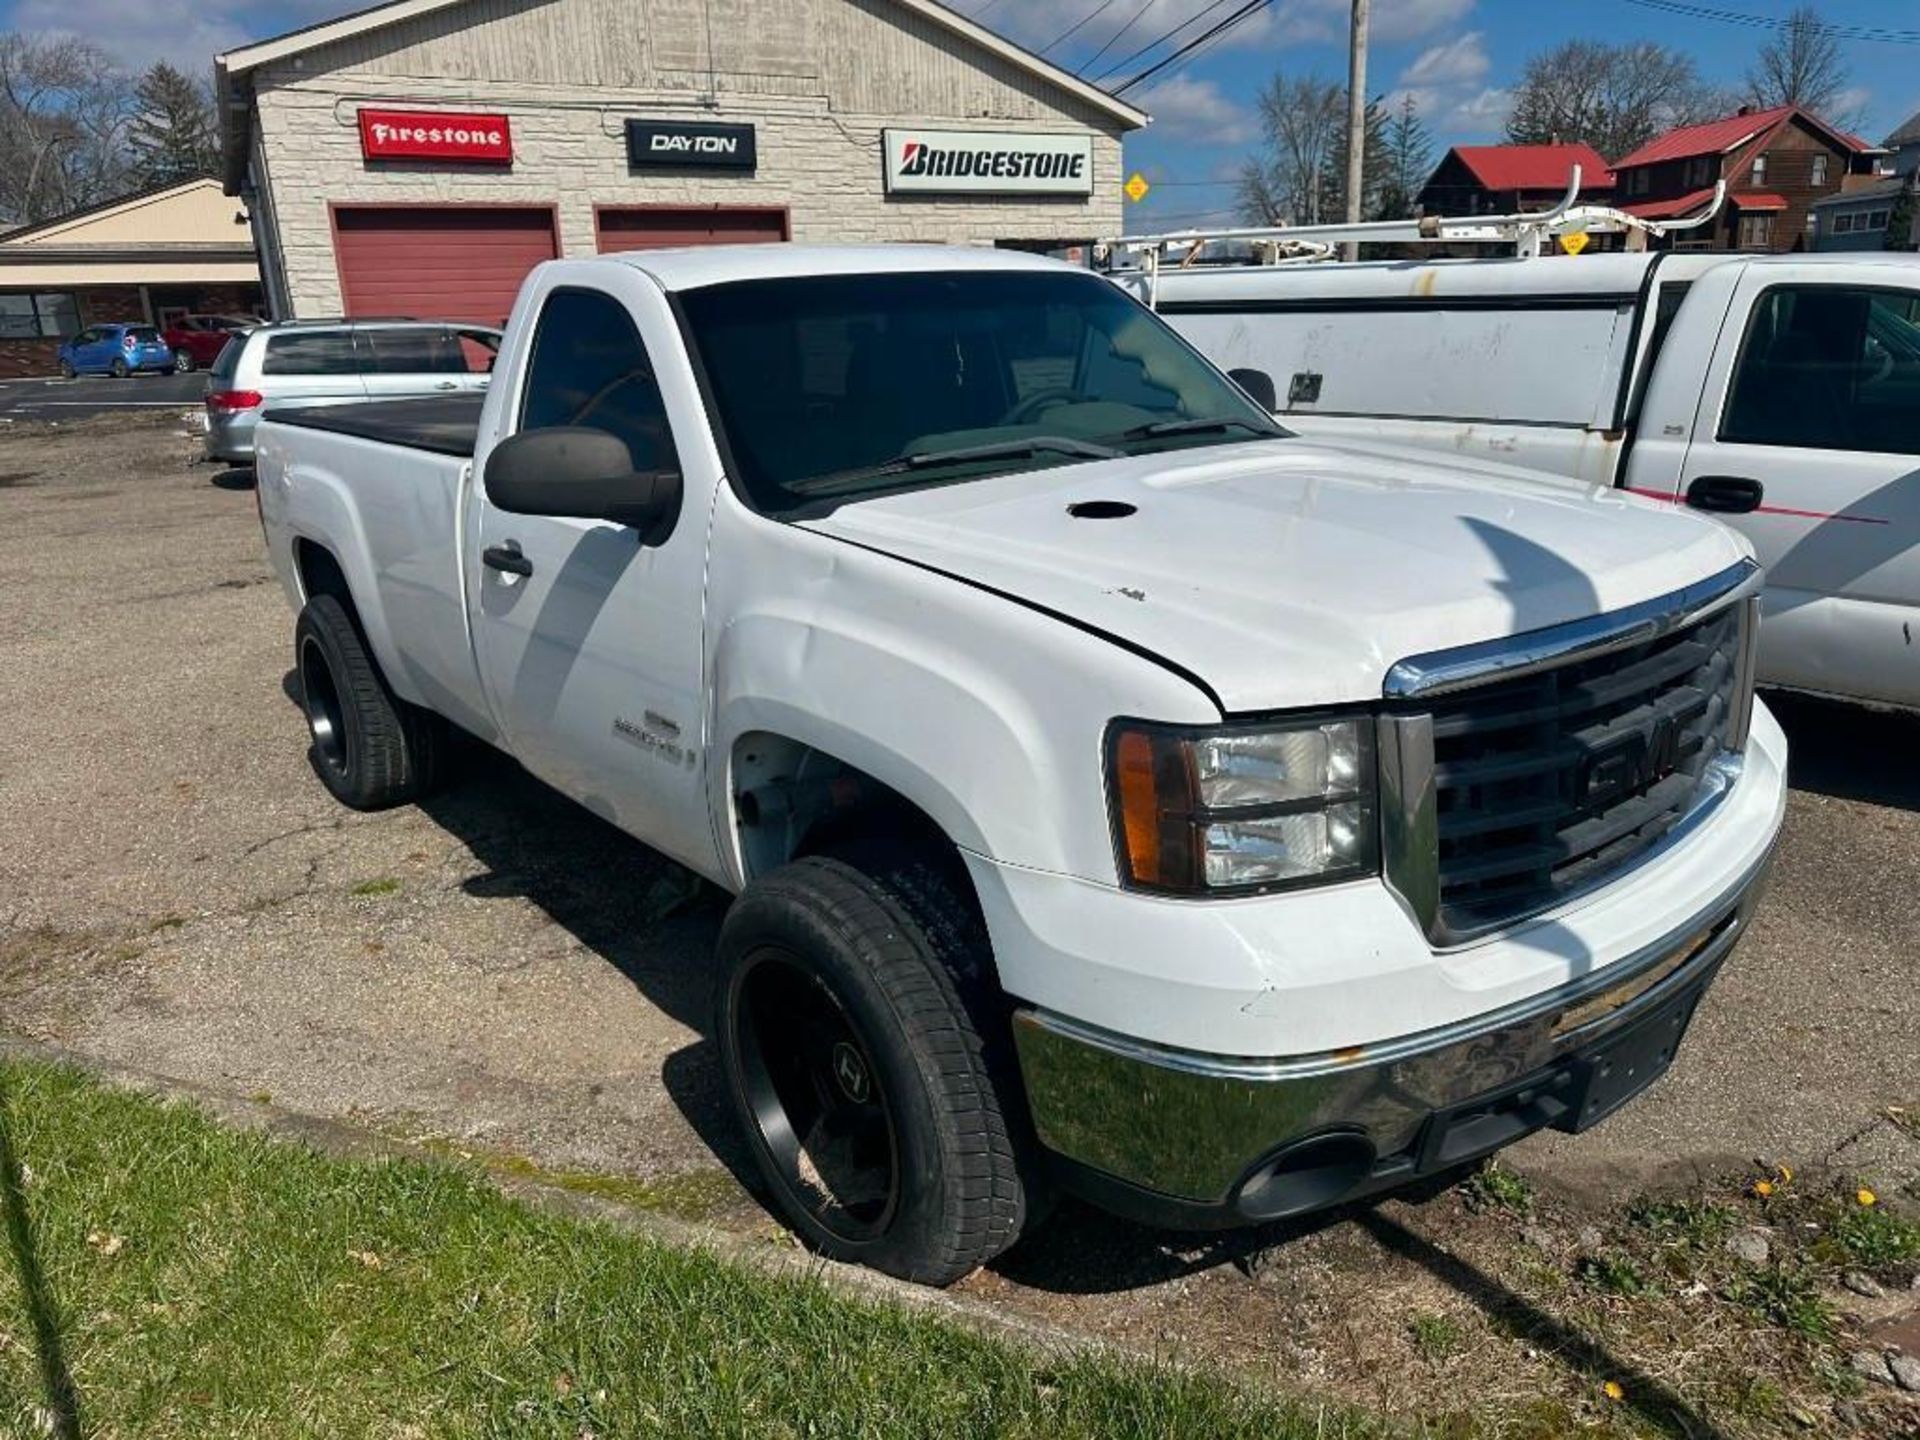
[1379,563,1759,945]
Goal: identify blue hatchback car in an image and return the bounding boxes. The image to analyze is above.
[57,323,175,378]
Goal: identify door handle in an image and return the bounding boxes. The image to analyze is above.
[1685,475,1765,515]
[481,540,533,577]
[434,381,459,390]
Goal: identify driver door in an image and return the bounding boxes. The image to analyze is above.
[468,270,717,875]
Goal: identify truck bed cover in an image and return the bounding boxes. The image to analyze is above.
[264,393,483,458]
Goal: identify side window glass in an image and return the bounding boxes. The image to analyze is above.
[364,327,466,375]
[1722,286,1920,456]
[262,332,365,376]
[518,289,678,473]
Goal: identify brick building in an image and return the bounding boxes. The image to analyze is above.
[0,179,264,378]
[215,0,1145,324]
[1611,104,1880,252]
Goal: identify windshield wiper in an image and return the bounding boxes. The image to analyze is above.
[789,435,1121,496]
[1118,416,1285,441]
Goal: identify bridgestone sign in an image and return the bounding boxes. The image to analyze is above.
[882,129,1092,196]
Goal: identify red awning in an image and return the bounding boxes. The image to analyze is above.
[1730,191,1788,211]
[1620,187,1718,220]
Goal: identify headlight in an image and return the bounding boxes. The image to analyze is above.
[1107,715,1378,896]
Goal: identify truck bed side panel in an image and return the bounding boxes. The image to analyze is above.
[257,419,497,742]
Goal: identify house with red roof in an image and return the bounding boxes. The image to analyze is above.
[1611,104,1881,253]
[1415,144,1614,218]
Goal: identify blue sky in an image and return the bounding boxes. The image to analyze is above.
[7,0,1917,231]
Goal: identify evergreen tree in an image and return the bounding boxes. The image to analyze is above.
[1886,185,1917,253]
[127,62,218,188]
[1376,95,1432,220]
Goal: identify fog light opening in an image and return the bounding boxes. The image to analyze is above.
[1235,1131,1377,1221]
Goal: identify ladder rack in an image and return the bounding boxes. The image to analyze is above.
[1102,168,1729,305]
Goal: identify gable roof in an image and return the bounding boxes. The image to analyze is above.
[1619,186,1719,221]
[1446,144,1614,194]
[1612,105,1873,171]
[1889,109,1920,149]
[215,0,1145,135]
[0,177,244,250]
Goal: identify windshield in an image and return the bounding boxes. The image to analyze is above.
[678,269,1286,516]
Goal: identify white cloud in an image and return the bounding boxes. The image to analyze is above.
[1400,32,1489,90]
[1134,73,1256,143]
[10,0,355,73]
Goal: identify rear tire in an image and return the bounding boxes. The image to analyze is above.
[717,854,1030,1286]
[294,593,444,810]
[173,352,193,373]
[110,357,129,379]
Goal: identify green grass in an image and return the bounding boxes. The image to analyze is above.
[348,877,402,897]
[1575,1254,1652,1298]
[1725,1265,1835,1341]
[1408,1313,1462,1363]
[1814,1199,1920,1272]
[0,1059,1393,1440]
[1463,1163,1533,1216]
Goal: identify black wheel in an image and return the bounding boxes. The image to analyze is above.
[294,593,444,809]
[110,357,129,379]
[173,352,193,373]
[717,854,1030,1285]
[57,359,74,380]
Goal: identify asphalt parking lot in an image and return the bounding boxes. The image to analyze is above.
[0,370,208,422]
[3,411,1917,1431]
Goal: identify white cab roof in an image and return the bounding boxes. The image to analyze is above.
[602,243,1072,292]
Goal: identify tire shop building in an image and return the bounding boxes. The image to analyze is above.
[0,179,264,378]
[215,0,1146,326]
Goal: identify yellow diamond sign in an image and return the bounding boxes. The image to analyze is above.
[1560,229,1590,256]
[1124,172,1150,203]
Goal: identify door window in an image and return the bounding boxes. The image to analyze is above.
[518,288,677,473]
[362,326,470,375]
[1722,285,1920,455]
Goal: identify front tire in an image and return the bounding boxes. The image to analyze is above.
[173,352,193,373]
[57,359,74,379]
[294,593,444,809]
[717,855,1029,1285]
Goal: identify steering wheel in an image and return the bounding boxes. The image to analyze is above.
[999,387,1086,426]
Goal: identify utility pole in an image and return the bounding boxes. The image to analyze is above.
[1342,0,1370,261]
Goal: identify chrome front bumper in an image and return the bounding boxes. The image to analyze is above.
[1012,844,1776,1228]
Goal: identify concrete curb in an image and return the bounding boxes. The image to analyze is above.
[0,1032,1122,1367]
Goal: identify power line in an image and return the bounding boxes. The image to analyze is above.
[1091,0,1240,84]
[1111,0,1276,96]
[1620,0,1920,44]
[1078,0,1156,75]
[1039,0,1127,57]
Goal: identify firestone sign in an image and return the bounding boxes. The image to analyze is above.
[882,129,1092,196]
[359,109,513,164]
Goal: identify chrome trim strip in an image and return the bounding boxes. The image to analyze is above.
[1383,558,1762,700]
[1019,838,1767,1086]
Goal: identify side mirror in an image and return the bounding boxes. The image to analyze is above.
[484,427,682,546]
[1227,367,1278,412]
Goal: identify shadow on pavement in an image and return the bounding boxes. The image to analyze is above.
[1767,689,1920,811]
[208,467,255,491]
[0,1072,82,1440]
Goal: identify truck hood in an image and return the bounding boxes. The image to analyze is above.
[797,436,1750,713]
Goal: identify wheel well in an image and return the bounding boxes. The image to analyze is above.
[731,734,956,880]
[295,538,354,615]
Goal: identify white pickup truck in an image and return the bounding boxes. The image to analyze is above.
[257,245,1785,1285]
[1127,250,1920,711]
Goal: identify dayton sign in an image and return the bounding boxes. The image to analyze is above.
[359,109,512,164]
[626,120,757,172]
[882,129,1092,196]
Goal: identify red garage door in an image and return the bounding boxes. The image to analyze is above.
[332,206,559,328]
[596,206,789,252]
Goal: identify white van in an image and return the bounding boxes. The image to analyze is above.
[1125,251,1920,711]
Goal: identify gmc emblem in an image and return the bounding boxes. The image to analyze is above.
[1577,716,1681,809]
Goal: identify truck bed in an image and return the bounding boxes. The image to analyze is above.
[264,392,484,458]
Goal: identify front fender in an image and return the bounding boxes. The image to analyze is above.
[704,502,1219,888]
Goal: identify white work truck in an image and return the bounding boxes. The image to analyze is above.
[1128,251,1920,711]
[257,245,1786,1285]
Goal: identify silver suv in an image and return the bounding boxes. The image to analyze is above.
[203,318,501,464]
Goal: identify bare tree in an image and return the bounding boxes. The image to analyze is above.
[0,33,134,225]
[1746,6,1850,119]
[1237,73,1350,225]
[1505,39,1725,163]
